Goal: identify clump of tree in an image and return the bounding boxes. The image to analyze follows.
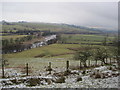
[73,45,117,68]
[74,46,92,67]
[92,47,109,65]
[2,35,35,54]
[42,30,56,36]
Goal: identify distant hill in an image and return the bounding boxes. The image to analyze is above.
[1,21,117,35]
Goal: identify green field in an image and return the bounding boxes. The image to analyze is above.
[3,56,112,74]
[0,33,9,36]
[2,22,102,34]
[60,34,114,44]
[1,35,28,40]
[4,58,77,71]
[3,44,83,72]
[1,22,117,74]
[3,44,82,58]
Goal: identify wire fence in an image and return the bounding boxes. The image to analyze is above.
[0,58,117,78]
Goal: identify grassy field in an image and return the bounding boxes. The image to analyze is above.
[2,43,82,72]
[4,58,75,71]
[0,33,9,36]
[2,22,102,34]
[2,38,114,75]
[3,44,82,58]
[1,35,28,40]
[60,34,114,44]
[1,22,117,77]
[3,56,112,75]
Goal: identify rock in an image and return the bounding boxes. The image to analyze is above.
[71,70,79,73]
[112,68,117,71]
[64,70,71,76]
[1,80,13,86]
[90,70,102,79]
[54,76,65,83]
[53,72,64,77]
[40,80,48,85]
[107,73,112,77]
[45,79,52,85]
[90,71,95,77]
[82,70,86,74]
[109,66,113,70]
[86,71,89,73]
[53,70,71,77]
[76,76,82,82]
[112,72,119,77]
[94,66,107,72]
[26,78,41,86]
[94,73,101,79]
[10,79,20,84]
[101,73,105,79]
[39,73,41,76]
[46,67,52,71]
[18,79,26,83]
[71,70,79,75]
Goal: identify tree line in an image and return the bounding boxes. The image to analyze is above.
[2,35,35,54]
[74,45,119,68]
[2,34,58,54]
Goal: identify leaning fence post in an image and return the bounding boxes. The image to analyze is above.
[66,61,69,72]
[26,63,28,76]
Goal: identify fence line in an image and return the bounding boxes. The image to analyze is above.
[0,59,117,78]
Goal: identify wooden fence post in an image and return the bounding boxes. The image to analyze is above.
[2,59,5,78]
[80,61,82,69]
[49,62,52,74]
[88,59,91,67]
[110,58,111,64]
[66,61,69,72]
[26,63,28,76]
[96,60,97,66]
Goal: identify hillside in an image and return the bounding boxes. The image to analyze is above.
[2,21,107,34]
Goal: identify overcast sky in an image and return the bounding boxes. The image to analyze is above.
[1,2,118,30]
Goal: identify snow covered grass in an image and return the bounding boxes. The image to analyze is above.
[0,65,119,88]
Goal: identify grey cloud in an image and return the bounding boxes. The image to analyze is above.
[2,2,118,30]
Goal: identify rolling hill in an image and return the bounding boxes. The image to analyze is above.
[1,21,113,35]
